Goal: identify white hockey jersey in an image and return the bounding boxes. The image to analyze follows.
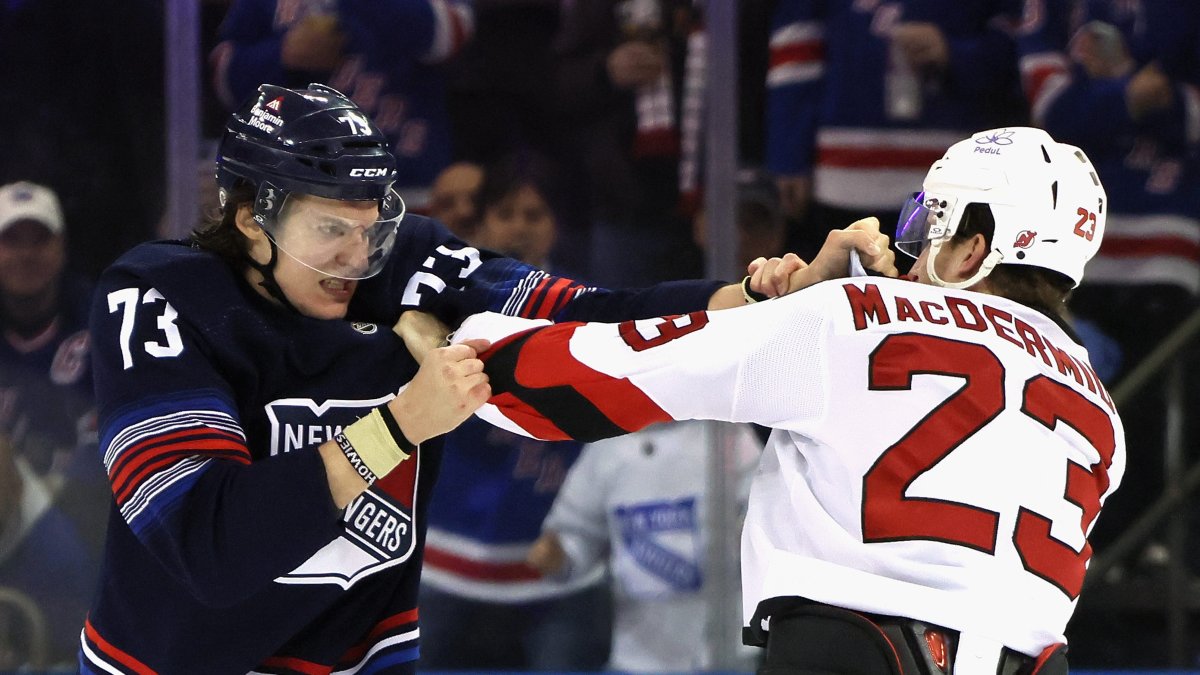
[454,276,1126,662]
[545,421,761,672]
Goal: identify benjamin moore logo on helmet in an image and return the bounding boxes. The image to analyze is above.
[266,96,283,112]
[248,104,286,134]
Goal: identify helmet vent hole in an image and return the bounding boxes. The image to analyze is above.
[1050,180,1058,208]
[1089,171,1100,186]
[1041,145,1052,163]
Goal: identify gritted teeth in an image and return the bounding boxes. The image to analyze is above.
[321,278,348,290]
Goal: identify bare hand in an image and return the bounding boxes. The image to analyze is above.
[527,531,567,576]
[775,174,811,222]
[388,339,492,444]
[1126,62,1174,121]
[787,217,897,291]
[607,41,666,89]
[892,23,949,72]
[281,14,345,73]
[746,252,809,298]
[394,311,452,366]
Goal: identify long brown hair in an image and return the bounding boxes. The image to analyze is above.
[191,184,256,269]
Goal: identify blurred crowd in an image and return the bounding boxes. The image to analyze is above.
[1,0,1198,670]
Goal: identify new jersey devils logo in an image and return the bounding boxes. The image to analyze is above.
[1013,230,1037,249]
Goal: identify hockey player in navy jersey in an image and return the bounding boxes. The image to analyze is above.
[425,128,1126,674]
[78,83,808,674]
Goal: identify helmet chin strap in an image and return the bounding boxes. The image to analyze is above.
[924,239,1005,290]
[244,238,302,314]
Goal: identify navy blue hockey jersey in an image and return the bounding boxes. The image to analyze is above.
[79,216,721,674]
[1017,0,1200,292]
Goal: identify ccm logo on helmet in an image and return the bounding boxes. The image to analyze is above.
[349,168,390,177]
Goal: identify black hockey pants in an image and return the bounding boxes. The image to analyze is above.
[746,597,1069,675]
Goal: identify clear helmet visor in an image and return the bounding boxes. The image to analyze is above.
[894,192,957,259]
[254,183,405,280]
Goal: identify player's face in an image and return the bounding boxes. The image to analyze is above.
[0,220,64,300]
[242,195,380,320]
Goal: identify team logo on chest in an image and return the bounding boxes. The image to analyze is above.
[351,321,378,335]
[50,330,90,385]
[265,396,420,588]
[616,497,703,593]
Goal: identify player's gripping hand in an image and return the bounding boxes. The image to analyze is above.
[746,252,809,298]
[388,339,492,444]
[787,217,898,291]
[394,310,452,366]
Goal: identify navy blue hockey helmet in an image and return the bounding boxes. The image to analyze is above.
[216,84,405,280]
[216,83,396,202]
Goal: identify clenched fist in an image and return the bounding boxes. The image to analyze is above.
[388,339,492,444]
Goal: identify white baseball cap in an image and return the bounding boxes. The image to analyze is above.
[0,181,64,235]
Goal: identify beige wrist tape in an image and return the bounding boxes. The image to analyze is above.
[742,275,769,304]
[334,407,415,484]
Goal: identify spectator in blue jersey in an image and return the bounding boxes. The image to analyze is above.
[765,0,1025,260]
[419,152,611,671]
[0,181,108,572]
[1015,3,1200,665]
[211,0,474,212]
[0,182,94,477]
[78,83,810,674]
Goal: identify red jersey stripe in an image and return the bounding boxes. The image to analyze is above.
[531,278,577,319]
[259,655,332,675]
[510,324,672,432]
[519,277,554,319]
[491,392,573,441]
[769,42,824,68]
[423,547,543,581]
[1100,236,1200,260]
[818,146,949,169]
[85,619,157,675]
[337,608,420,665]
[109,426,247,478]
[113,443,249,505]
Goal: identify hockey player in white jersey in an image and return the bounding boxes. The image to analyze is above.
[403,127,1124,675]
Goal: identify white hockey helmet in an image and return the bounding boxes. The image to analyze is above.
[895,127,1106,289]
